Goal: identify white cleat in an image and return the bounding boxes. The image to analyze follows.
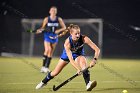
[43,67,50,73]
[40,67,45,73]
[86,80,97,91]
[40,67,50,73]
[36,81,46,89]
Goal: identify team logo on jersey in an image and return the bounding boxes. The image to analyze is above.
[48,23,59,27]
[71,44,84,52]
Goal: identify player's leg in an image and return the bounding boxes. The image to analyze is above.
[36,59,68,89]
[75,56,90,84]
[45,42,57,68]
[40,41,51,73]
[75,56,96,91]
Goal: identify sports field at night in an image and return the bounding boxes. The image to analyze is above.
[0,57,140,93]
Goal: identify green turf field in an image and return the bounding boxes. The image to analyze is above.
[0,57,140,93]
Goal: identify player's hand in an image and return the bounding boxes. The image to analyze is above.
[55,30,61,34]
[90,59,96,68]
[77,69,82,75]
[36,29,44,34]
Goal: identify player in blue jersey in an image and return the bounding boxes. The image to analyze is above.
[37,6,66,73]
[36,24,100,91]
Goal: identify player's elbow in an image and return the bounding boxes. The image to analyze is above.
[64,26,66,29]
[95,47,100,54]
[92,45,100,53]
[62,26,66,31]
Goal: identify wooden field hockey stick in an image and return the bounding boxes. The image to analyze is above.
[53,66,90,91]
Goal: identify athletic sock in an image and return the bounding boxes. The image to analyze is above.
[42,72,54,84]
[83,69,90,85]
[45,57,52,68]
[43,55,48,66]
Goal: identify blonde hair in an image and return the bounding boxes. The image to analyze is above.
[57,24,80,38]
[67,24,80,32]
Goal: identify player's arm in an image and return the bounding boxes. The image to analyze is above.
[36,17,48,34]
[57,29,69,38]
[55,17,66,34]
[83,36,100,67]
[64,38,81,71]
[57,24,71,37]
[49,24,70,39]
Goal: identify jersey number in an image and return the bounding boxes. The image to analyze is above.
[52,27,55,33]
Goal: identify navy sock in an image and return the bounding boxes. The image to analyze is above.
[43,55,48,66]
[42,72,54,84]
[45,57,52,68]
[83,69,90,85]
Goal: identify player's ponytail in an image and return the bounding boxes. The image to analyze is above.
[67,24,74,31]
[57,24,73,38]
[57,24,80,38]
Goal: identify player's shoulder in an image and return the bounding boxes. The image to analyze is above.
[58,16,63,21]
[65,37,70,44]
[81,34,89,43]
[81,34,88,39]
[81,34,87,38]
[64,37,70,46]
[44,17,48,21]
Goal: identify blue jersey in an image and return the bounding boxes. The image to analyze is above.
[44,16,59,43]
[60,35,85,62]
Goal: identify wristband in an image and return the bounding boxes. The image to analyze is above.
[94,58,97,61]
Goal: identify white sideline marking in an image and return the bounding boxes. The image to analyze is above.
[1,81,140,85]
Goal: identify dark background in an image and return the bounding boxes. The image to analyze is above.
[0,0,140,58]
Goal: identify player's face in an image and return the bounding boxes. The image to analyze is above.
[49,7,57,16]
[71,29,80,41]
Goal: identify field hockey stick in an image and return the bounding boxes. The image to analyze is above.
[53,66,90,91]
[49,24,72,39]
[49,29,69,39]
[26,28,51,33]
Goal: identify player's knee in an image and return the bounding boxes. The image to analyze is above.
[48,50,54,57]
[44,48,49,54]
[44,48,52,55]
[47,47,53,53]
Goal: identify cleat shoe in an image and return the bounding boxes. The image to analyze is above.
[36,81,46,89]
[43,67,50,73]
[40,67,50,73]
[86,80,97,91]
[40,67,45,73]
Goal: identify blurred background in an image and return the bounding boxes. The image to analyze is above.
[0,0,140,58]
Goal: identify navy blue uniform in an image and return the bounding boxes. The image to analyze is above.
[44,16,59,43]
[60,35,85,62]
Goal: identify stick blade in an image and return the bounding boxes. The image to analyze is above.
[26,29,36,33]
[53,85,57,91]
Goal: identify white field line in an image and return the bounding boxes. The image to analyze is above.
[1,81,140,85]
